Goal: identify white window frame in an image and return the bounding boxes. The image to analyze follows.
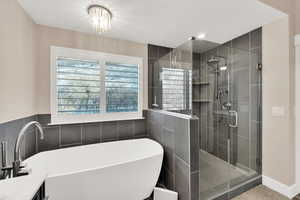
[50,46,143,125]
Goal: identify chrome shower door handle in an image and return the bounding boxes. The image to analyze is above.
[229,110,238,128]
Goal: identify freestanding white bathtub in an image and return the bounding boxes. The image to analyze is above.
[42,139,163,200]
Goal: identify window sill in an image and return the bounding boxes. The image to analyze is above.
[48,116,145,126]
[148,109,192,119]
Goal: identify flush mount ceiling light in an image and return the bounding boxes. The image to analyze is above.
[197,33,206,39]
[88,5,112,34]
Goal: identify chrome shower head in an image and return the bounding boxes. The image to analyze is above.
[207,55,228,73]
[207,57,220,64]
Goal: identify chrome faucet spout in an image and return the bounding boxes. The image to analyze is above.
[13,121,44,177]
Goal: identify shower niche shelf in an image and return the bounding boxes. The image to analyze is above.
[192,99,211,103]
[192,81,209,86]
[213,110,231,116]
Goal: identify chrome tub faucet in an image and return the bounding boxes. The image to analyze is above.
[12,121,44,177]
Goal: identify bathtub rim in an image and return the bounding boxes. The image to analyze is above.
[26,138,164,178]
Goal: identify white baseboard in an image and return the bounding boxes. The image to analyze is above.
[262,175,299,199]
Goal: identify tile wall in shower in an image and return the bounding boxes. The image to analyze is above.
[193,28,262,172]
[148,44,172,108]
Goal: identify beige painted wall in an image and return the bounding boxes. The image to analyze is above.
[0,0,37,123]
[262,17,295,185]
[259,0,296,187]
[35,25,148,114]
[259,0,295,15]
[296,0,300,35]
[295,34,300,193]
[0,0,148,122]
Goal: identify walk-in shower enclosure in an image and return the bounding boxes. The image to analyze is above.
[151,29,262,200]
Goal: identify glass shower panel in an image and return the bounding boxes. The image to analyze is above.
[154,40,193,115]
[153,52,170,109]
[170,41,193,115]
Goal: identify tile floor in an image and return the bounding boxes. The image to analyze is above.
[147,185,300,200]
[199,150,257,199]
[233,185,299,200]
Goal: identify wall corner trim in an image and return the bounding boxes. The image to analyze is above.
[262,175,299,199]
[295,35,300,46]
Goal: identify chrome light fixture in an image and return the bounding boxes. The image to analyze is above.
[88,5,112,34]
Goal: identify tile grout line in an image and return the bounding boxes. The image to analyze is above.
[99,123,102,143]
[80,124,83,145]
[132,120,135,137]
[58,125,62,148]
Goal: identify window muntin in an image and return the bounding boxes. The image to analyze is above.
[51,47,143,124]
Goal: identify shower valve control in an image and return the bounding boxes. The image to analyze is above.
[229,110,238,128]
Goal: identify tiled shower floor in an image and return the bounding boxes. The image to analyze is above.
[199,150,257,200]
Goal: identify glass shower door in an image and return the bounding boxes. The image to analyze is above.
[198,45,233,200]
[227,47,261,196]
[198,45,261,200]
[168,38,263,200]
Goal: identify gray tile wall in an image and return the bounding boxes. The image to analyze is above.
[36,114,147,151]
[194,28,262,172]
[0,114,147,173]
[0,115,37,165]
[148,45,172,108]
[146,110,199,200]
